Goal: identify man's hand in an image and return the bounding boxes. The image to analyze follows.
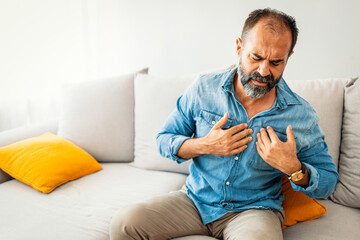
[255,125,301,175]
[176,113,253,159]
[202,113,253,156]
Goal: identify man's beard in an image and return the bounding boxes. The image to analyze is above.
[237,61,282,99]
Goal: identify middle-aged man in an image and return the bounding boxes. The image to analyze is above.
[110,8,338,240]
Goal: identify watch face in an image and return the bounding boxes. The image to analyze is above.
[292,172,305,182]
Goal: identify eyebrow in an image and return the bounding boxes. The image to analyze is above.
[251,53,284,63]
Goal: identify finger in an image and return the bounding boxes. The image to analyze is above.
[255,141,264,158]
[266,126,281,143]
[231,128,253,142]
[286,125,295,143]
[256,132,263,146]
[256,132,266,152]
[232,136,253,149]
[227,122,248,135]
[260,128,271,148]
[228,145,248,155]
[213,112,228,129]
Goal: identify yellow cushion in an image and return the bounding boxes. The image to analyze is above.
[0,132,102,193]
[281,175,327,229]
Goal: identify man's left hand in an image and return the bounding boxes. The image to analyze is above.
[255,125,301,175]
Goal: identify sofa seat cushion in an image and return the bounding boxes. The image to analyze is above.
[283,200,360,240]
[173,200,360,240]
[0,163,187,240]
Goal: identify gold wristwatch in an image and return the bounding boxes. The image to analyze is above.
[287,163,306,182]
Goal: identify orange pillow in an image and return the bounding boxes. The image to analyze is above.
[0,132,102,193]
[281,175,327,229]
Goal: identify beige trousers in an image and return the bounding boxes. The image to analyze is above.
[110,187,284,240]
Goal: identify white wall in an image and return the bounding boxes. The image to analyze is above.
[94,0,360,79]
[1,0,360,131]
[0,0,86,130]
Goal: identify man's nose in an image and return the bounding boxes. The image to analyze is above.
[257,61,270,77]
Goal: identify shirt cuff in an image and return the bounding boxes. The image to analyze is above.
[168,135,192,164]
[290,162,319,193]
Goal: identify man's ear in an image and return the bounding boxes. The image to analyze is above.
[288,50,294,58]
[284,51,294,66]
[236,38,243,58]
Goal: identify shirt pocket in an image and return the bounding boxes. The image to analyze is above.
[196,109,233,137]
[248,127,294,171]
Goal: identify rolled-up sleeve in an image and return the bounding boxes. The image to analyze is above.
[156,80,197,164]
[291,120,339,198]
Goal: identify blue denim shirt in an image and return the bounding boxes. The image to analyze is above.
[157,66,338,225]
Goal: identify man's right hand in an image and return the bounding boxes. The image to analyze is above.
[202,113,253,156]
[176,113,253,159]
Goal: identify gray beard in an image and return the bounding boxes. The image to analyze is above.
[237,64,280,99]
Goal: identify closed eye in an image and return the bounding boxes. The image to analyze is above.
[252,53,263,61]
[270,60,283,66]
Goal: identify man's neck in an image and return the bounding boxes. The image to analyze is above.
[233,73,277,120]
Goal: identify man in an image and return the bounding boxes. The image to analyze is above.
[110,8,338,240]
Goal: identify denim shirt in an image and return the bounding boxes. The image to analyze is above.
[156,66,338,225]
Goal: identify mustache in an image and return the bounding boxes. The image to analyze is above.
[245,71,274,83]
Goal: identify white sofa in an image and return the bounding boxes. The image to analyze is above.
[0,68,359,240]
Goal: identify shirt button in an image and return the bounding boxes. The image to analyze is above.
[226,181,230,186]
[234,156,239,160]
[211,120,216,125]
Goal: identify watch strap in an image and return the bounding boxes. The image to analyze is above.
[286,162,306,179]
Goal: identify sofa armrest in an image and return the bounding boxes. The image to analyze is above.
[0,119,58,184]
[0,119,58,147]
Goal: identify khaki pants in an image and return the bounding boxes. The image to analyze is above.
[110,187,284,240]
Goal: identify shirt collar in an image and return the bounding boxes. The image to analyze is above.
[220,65,301,109]
[275,78,302,109]
[220,66,238,93]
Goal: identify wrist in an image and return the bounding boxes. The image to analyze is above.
[290,163,309,187]
[197,136,210,155]
[287,162,307,183]
[284,160,302,176]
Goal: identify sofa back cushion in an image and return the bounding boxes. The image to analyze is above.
[57,68,148,162]
[287,78,346,169]
[331,77,360,208]
[132,73,196,174]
